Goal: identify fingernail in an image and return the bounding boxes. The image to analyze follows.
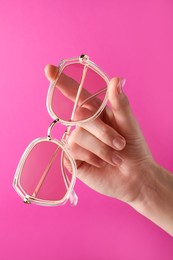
[112,153,123,166]
[113,136,126,150]
[117,78,126,94]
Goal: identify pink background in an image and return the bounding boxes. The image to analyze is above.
[0,0,173,259]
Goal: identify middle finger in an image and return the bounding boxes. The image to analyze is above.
[68,127,123,166]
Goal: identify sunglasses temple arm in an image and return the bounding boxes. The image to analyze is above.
[32,145,78,205]
[32,146,60,198]
[31,121,73,199]
[78,87,107,109]
[61,87,108,205]
[70,65,88,120]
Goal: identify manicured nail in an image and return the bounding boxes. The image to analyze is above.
[112,153,123,166]
[113,136,126,150]
[117,78,126,94]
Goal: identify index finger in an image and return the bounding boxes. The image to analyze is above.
[45,64,91,105]
[45,64,108,121]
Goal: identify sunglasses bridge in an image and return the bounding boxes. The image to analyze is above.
[47,118,73,145]
[47,118,60,140]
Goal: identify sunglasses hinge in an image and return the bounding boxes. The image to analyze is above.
[79,54,89,62]
[24,196,31,204]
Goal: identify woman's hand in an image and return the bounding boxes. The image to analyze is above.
[45,64,173,236]
[45,64,153,203]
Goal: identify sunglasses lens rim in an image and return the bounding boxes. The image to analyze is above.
[46,58,109,124]
[13,138,77,206]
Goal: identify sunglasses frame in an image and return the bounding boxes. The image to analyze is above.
[13,54,110,206]
[47,54,110,125]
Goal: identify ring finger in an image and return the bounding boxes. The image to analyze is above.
[68,127,123,166]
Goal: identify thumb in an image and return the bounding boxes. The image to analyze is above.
[108,78,141,137]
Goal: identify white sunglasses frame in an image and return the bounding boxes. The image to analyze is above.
[13,54,110,206]
[46,54,110,125]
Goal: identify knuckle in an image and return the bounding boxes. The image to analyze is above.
[69,127,83,142]
[68,141,76,151]
[74,126,84,138]
[97,145,109,158]
[85,152,93,162]
[99,125,110,139]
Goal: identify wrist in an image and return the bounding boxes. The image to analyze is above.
[129,160,158,211]
[129,160,173,236]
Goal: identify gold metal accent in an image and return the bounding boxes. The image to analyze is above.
[79,54,89,62]
[47,118,59,140]
[24,196,31,204]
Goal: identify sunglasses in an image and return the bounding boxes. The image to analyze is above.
[13,54,110,206]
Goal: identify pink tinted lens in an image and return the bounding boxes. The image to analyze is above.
[19,140,73,202]
[51,63,107,121]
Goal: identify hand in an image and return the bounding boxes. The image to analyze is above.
[45,64,173,236]
[45,64,153,203]
[66,79,154,203]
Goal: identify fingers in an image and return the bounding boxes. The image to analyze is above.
[79,116,126,151]
[45,64,82,102]
[45,64,95,110]
[108,78,142,137]
[68,127,123,166]
[44,64,58,82]
[68,142,106,168]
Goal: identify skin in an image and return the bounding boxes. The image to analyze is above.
[45,64,173,236]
